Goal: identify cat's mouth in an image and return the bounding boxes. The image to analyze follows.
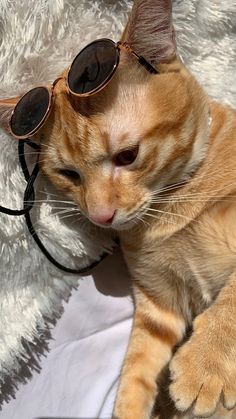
[110,203,149,231]
[86,201,150,231]
[89,216,137,231]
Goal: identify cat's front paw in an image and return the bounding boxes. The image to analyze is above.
[169,312,236,417]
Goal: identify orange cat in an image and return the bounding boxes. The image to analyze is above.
[1,0,236,418]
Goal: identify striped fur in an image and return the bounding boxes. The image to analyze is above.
[1,1,236,418]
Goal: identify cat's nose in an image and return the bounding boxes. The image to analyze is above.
[89,209,116,226]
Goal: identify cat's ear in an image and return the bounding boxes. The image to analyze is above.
[123,0,176,64]
[0,97,18,135]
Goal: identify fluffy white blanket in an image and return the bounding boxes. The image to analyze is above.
[0,0,235,416]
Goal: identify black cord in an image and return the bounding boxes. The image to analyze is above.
[24,209,109,273]
[0,141,38,215]
[0,203,31,216]
[0,140,116,274]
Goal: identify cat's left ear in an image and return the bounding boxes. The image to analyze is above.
[0,97,18,135]
[122,0,176,64]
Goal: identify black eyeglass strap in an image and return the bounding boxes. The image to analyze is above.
[24,208,109,273]
[0,140,116,274]
[0,141,38,216]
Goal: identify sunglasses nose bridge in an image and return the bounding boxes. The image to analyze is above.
[52,76,66,89]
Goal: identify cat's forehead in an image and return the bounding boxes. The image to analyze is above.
[93,82,152,152]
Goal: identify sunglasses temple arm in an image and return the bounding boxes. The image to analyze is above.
[137,56,158,74]
[117,42,158,75]
[0,97,20,106]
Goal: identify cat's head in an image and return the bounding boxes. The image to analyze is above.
[0,0,210,231]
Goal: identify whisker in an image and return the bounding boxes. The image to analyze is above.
[57,212,83,222]
[26,205,78,210]
[161,185,236,198]
[150,179,189,195]
[37,190,75,202]
[32,208,81,227]
[28,199,77,205]
[136,215,150,228]
[18,152,41,157]
[69,215,88,228]
[145,212,178,226]
[151,183,236,204]
[150,164,236,197]
[40,144,56,151]
[38,159,53,165]
[147,207,196,222]
[151,196,236,204]
[38,190,62,197]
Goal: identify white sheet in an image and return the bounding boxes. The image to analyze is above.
[1,251,133,419]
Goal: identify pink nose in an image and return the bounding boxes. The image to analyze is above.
[89,210,116,226]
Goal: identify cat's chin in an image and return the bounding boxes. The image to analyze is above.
[89,218,137,232]
[112,219,138,232]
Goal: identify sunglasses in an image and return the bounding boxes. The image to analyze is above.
[10,38,158,139]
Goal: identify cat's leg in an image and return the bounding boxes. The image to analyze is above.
[170,270,236,418]
[208,404,234,419]
[113,285,186,419]
[161,406,235,419]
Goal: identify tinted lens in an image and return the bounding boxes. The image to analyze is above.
[11,87,50,137]
[68,39,118,95]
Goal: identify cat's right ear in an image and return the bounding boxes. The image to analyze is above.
[0,97,19,136]
[122,0,176,64]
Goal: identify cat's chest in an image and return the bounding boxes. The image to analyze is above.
[120,200,236,318]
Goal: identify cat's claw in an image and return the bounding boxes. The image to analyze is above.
[169,312,236,417]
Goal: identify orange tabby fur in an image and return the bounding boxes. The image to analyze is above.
[1,1,236,418]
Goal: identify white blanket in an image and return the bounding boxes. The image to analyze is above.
[0,0,236,418]
[1,251,133,419]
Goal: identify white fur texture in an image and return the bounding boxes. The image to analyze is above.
[0,0,236,406]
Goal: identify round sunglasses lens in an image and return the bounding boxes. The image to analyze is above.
[68,39,118,95]
[11,87,50,137]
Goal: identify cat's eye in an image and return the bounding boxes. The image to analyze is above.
[58,169,81,182]
[114,146,139,167]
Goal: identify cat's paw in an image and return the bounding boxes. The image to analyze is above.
[169,312,236,417]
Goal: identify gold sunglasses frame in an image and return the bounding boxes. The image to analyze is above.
[9,39,158,140]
